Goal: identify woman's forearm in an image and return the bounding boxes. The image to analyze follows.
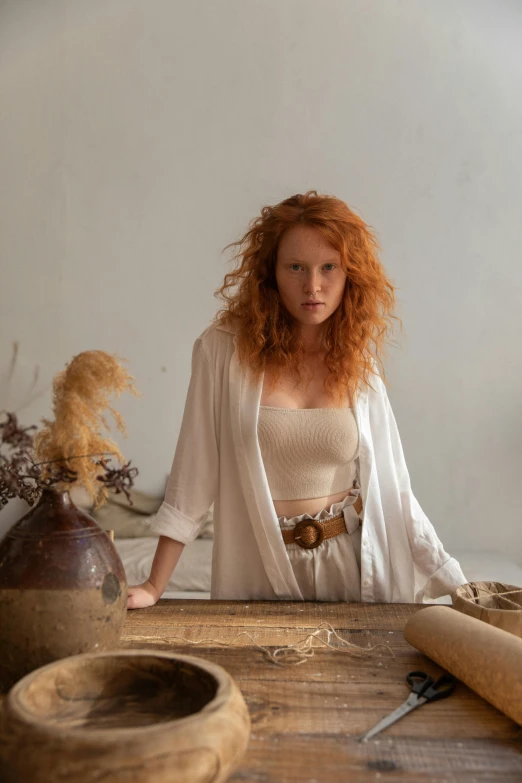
[148,535,185,598]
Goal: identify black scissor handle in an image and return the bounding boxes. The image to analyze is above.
[406,671,434,696]
[421,673,457,702]
[406,671,456,702]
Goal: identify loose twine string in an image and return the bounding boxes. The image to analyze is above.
[467,585,522,610]
[148,587,522,665]
[152,621,395,667]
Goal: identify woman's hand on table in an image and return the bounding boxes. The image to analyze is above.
[127,536,185,609]
[127,580,160,609]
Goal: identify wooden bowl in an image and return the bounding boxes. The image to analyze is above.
[0,650,251,783]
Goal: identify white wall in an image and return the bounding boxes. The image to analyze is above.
[1,0,521,561]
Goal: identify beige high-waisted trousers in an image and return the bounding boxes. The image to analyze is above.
[277,482,362,601]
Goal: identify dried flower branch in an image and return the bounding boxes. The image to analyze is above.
[0,411,38,509]
[34,350,140,505]
[95,459,139,503]
[0,350,140,510]
[0,412,36,451]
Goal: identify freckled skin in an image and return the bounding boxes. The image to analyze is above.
[275,224,347,339]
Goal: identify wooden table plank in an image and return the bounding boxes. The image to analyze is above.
[121,624,400,655]
[123,599,424,632]
[121,600,522,782]
[119,644,520,739]
[231,734,522,783]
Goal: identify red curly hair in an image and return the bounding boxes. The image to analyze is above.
[214,191,400,401]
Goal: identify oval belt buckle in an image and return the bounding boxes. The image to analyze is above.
[293,518,325,549]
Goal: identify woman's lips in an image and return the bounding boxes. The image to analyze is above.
[301,302,324,310]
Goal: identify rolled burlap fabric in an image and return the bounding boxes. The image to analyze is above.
[404,605,522,726]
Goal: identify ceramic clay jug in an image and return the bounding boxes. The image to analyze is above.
[0,488,127,690]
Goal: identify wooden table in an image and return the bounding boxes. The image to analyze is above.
[122,600,522,782]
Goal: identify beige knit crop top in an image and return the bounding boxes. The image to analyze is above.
[257,406,359,500]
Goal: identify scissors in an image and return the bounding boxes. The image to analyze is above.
[359,670,457,742]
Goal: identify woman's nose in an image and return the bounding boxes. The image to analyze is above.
[304,273,320,294]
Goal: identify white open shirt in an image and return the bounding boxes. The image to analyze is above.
[149,323,467,602]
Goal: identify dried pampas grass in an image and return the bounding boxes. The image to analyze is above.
[34,351,140,505]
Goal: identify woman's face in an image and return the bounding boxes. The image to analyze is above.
[275,224,346,329]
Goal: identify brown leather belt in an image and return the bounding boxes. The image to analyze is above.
[282,494,363,550]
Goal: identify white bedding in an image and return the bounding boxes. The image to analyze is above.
[115,537,212,600]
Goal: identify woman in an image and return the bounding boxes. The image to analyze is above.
[128,191,466,609]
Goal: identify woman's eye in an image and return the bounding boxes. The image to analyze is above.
[290,264,301,271]
[323,264,335,271]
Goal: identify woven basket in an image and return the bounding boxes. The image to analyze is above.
[452,581,522,638]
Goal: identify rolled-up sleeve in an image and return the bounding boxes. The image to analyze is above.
[147,338,219,544]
